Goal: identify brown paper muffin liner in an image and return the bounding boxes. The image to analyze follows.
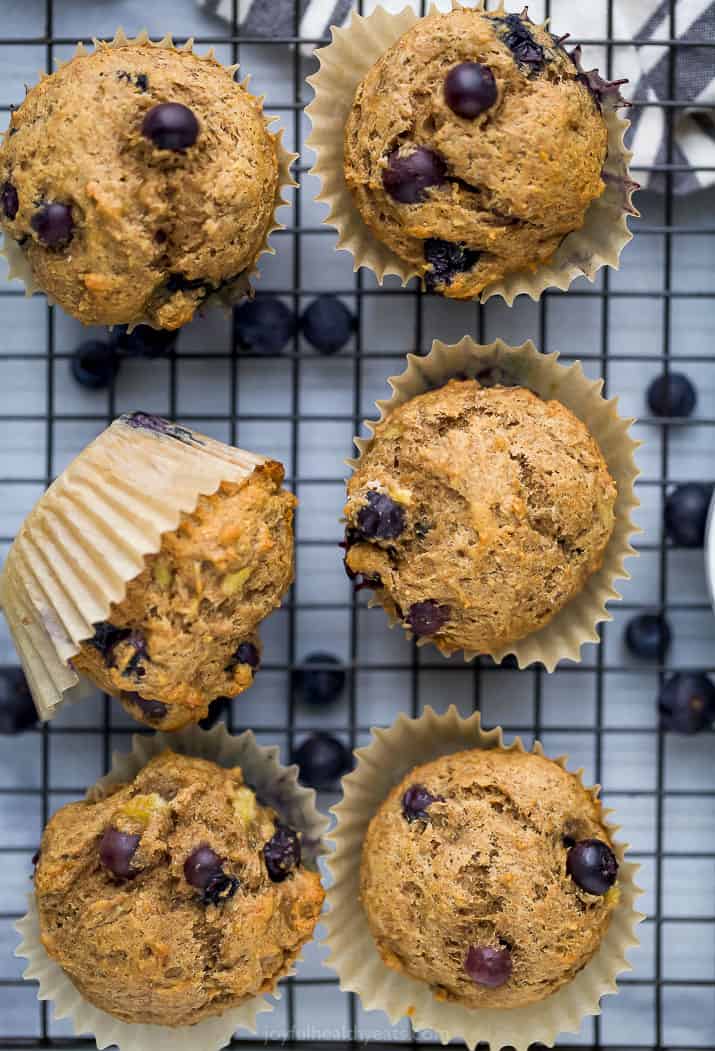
[325,705,644,1048]
[306,2,637,303]
[0,414,270,721]
[1,29,297,327]
[349,336,640,669]
[16,722,329,1051]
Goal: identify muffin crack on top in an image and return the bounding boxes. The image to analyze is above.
[0,41,281,328]
[344,378,617,655]
[343,7,612,297]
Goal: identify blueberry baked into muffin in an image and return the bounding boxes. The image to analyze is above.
[73,451,295,731]
[343,7,611,297]
[361,748,619,1007]
[34,752,324,1026]
[343,378,617,656]
[0,40,281,328]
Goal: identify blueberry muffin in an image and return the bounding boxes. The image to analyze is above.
[0,40,281,328]
[343,7,608,297]
[361,747,619,1008]
[73,459,295,730]
[343,378,616,656]
[34,751,324,1026]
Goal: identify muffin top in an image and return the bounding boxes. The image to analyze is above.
[73,462,295,729]
[0,41,280,328]
[344,378,617,656]
[343,8,608,297]
[35,751,324,1026]
[361,747,619,1009]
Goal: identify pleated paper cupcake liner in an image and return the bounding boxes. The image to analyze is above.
[16,722,329,1051]
[0,414,269,720]
[349,336,640,669]
[324,705,644,1049]
[306,1,637,303]
[1,29,297,327]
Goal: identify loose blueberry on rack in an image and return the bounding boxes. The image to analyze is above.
[444,63,497,118]
[234,297,296,355]
[647,372,697,418]
[99,827,141,878]
[424,238,480,292]
[300,296,355,355]
[659,672,715,734]
[402,783,443,822]
[566,839,618,895]
[31,202,74,247]
[0,667,37,734]
[382,147,447,205]
[624,612,672,660]
[406,599,451,637]
[293,653,346,706]
[184,844,239,905]
[664,483,712,548]
[124,693,168,724]
[112,324,177,358]
[292,733,353,789]
[355,490,405,541]
[142,102,199,151]
[1,181,18,220]
[465,945,513,988]
[263,825,301,882]
[70,339,120,390]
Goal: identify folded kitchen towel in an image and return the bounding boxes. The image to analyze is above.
[197,0,715,193]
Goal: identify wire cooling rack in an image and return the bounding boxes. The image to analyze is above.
[0,0,714,1048]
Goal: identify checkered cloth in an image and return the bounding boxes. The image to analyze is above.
[197,0,715,193]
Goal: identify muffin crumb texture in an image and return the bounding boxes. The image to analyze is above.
[361,748,618,1008]
[73,462,295,729]
[0,42,280,328]
[343,8,609,296]
[35,751,324,1026]
[344,379,617,656]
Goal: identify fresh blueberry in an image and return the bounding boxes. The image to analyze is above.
[382,147,447,205]
[300,296,355,355]
[31,202,74,247]
[292,733,353,789]
[263,825,301,882]
[99,827,140,878]
[566,839,618,895]
[624,613,672,660]
[112,324,177,358]
[70,340,119,390]
[225,642,260,674]
[355,490,405,541]
[647,372,697,418]
[0,667,37,734]
[184,844,238,904]
[86,621,132,664]
[494,12,545,70]
[402,784,443,822]
[665,483,712,548]
[142,102,199,151]
[293,652,346,706]
[424,238,480,292]
[234,297,296,355]
[406,600,451,637]
[444,63,497,118]
[1,181,18,220]
[124,693,168,724]
[464,945,513,988]
[659,673,715,734]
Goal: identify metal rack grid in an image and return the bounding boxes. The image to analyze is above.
[0,0,714,1048]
